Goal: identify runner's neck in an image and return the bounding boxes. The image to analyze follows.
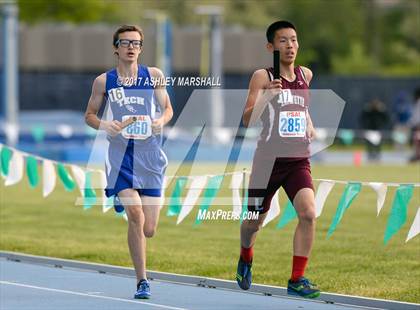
[117,62,138,78]
[280,63,295,82]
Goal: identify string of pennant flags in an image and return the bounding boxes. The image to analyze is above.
[1,143,419,244]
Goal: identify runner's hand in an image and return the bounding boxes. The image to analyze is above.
[152,117,164,135]
[265,79,282,92]
[264,79,282,98]
[103,120,122,136]
[306,124,317,142]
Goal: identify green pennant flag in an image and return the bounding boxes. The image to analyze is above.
[84,171,97,210]
[1,146,12,176]
[276,200,297,229]
[339,129,355,145]
[240,189,249,224]
[167,176,188,216]
[57,163,76,192]
[392,130,409,145]
[26,156,39,188]
[194,175,224,225]
[384,184,414,245]
[31,125,45,143]
[166,126,205,216]
[327,182,362,238]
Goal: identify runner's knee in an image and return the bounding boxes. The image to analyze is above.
[126,207,143,226]
[243,218,263,232]
[143,226,156,238]
[297,203,316,223]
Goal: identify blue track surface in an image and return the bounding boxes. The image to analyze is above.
[0,258,363,310]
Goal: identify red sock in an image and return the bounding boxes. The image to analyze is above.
[240,246,253,263]
[291,255,308,282]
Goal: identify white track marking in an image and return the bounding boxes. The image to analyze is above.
[0,281,188,310]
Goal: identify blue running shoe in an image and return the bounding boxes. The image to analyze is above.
[134,279,151,299]
[236,256,252,290]
[113,195,125,214]
[287,277,320,298]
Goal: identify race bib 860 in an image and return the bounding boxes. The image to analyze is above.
[279,111,306,138]
[122,115,152,140]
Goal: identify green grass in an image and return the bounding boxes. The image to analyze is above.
[0,164,419,303]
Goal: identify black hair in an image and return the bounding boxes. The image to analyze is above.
[266,20,296,43]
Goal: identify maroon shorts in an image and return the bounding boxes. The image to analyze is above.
[247,153,314,214]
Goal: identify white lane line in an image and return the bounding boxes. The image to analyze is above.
[0,281,188,310]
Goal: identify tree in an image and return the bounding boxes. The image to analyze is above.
[18,0,119,24]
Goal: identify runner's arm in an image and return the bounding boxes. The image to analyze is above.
[242,69,282,127]
[149,67,173,126]
[300,66,313,85]
[85,73,122,136]
[301,67,316,140]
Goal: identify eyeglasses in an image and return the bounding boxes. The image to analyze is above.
[116,39,143,48]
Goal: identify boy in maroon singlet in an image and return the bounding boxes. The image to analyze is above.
[236,21,320,298]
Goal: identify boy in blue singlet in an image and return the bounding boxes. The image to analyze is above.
[85,25,173,299]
